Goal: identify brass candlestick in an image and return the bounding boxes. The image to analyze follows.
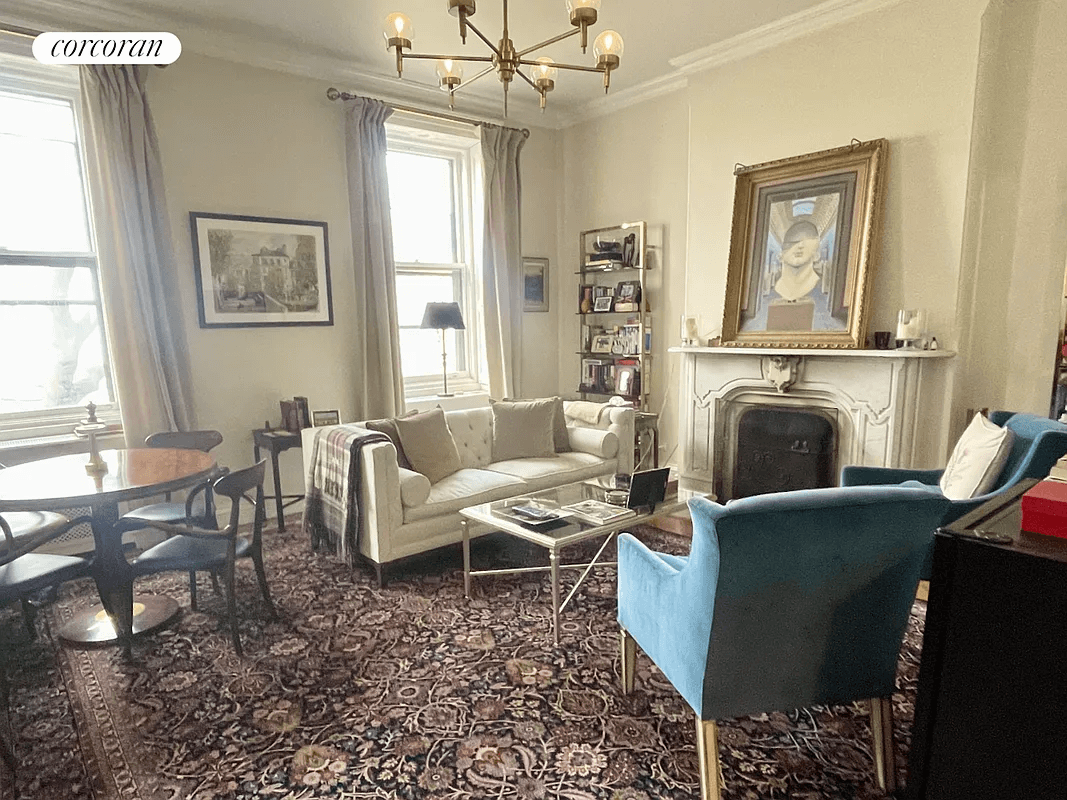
[74,402,109,477]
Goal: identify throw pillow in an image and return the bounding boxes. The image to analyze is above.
[490,398,558,462]
[939,412,1015,500]
[363,418,413,470]
[551,396,571,453]
[394,407,462,484]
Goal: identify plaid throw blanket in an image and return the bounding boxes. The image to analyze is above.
[302,427,391,567]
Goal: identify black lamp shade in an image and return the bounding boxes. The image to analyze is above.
[421,302,465,330]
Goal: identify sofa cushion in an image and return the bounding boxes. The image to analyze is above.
[939,412,1015,500]
[395,407,462,484]
[484,451,613,492]
[491,398,557,462]
[445,407,493,469]
[403,468,527,523]
[398,467,432,508]
[364,418,413,470]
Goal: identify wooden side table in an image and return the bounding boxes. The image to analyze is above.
[252,428,304,532]
[634,411,660,470]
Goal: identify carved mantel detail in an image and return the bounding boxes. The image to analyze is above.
[762,355,801,393]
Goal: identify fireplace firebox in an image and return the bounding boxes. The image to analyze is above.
[732,407,836,499]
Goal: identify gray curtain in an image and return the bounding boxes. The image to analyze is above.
[79,65,196,446]
[344,97,404,419]
[480,124,527,399]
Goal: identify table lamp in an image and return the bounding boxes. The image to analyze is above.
[421,301,465,397]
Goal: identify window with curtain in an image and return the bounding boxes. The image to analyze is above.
[385,119,485,398]
[0,50,117,442]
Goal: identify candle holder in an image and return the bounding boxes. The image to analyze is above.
[896,309,927,350]
[74,402,109,477]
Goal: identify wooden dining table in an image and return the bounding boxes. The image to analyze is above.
[0,448,219,645]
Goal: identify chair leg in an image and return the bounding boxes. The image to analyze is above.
[870,696,896,794]
[224,564,242,657]
[620,628,636,695]
[188,571,198,611]
[209,570,221,596]
[18,597,36,640]
[251,550,277,621]
[695,715,722,800]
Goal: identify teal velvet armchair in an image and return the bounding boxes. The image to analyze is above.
[841,411,1067,578]
[617,486,950,799]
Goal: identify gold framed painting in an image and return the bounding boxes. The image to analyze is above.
[720,139,888,348]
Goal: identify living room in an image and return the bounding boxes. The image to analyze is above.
[2,0,1066,797]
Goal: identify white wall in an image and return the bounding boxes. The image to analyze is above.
[150,53,560,517]
[562,0,988,468]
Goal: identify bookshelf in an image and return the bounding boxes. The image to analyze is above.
[576,221,651,411]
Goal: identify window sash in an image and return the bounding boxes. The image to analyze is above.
[0,62,118,439]
[387,123,483,398]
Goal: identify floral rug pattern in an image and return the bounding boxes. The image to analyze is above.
[0,524,925,799]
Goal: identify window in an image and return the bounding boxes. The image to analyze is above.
[385,119,484,397]
[0,49,116,441]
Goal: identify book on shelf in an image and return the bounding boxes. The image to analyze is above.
[613,301,639,312]
[562,499,637,525]
[585,257,625,270]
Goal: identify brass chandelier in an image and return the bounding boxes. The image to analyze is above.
[383,0,624,115]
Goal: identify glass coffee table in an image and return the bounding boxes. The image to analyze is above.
[459,478,695,644]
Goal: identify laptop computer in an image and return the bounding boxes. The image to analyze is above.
[626,467,671,513]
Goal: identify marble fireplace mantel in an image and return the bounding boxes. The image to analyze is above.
[668,346,955,499]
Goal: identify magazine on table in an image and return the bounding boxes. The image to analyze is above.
[562,499,637,525]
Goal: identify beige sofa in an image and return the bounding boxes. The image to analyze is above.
[301,402,634,581]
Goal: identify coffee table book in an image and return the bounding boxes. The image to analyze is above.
[562,499,636,525]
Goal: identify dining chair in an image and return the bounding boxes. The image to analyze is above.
[123,460,276,656]
[617,486,950,799]
[116,429,224,610]
[0,511,93,639]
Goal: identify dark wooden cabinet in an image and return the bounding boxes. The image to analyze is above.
[907,479,1067,800]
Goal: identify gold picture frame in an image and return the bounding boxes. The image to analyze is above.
[720,139,888,348]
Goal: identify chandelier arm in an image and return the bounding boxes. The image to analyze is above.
[517,59,604,74]
[450,65,497,93]
[404,53,496,63]
[462,19,503,58]
[515,27,581,58]
[512,66,540,93]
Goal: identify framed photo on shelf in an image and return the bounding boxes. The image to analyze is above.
[720,139,887,348]
[522,256,550,312]
[591,334,614,354]
[190,212,333,328]
[615,280,641,302]
[312,409,340,426]
[593,295,613,312]
[616,365,638,397]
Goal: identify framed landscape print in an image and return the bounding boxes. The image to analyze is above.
[720,139,887,348]
[523,257,550,312]
[190,212,333,328]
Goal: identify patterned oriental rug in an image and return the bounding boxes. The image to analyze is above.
[0,523,926,800]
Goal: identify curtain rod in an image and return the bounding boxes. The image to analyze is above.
[325,87,529,138]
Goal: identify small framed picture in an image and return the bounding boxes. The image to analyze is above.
[593,295,613,312]
[312,409,340,426]
[522,256,549,312]
[591,334,614,354]
[616,365,638,397]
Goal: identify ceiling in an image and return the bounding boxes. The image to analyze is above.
[4,0,886,126]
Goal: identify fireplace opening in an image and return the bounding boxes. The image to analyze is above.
[732,407,837,499]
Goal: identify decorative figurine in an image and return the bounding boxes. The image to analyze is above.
[74,401,109,477]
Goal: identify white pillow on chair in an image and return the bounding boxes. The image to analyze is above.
[939,413,1015,500]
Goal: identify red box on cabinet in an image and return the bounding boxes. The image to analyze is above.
[1021,479,1067,539]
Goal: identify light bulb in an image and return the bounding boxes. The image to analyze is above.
[532,57,558,82]
[567,0,600,29]
[566,0,601,11]
[593,29,623,59]
[382,13,414,45]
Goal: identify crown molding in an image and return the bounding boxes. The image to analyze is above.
[669,0,904,74]
[555,72,689,129]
